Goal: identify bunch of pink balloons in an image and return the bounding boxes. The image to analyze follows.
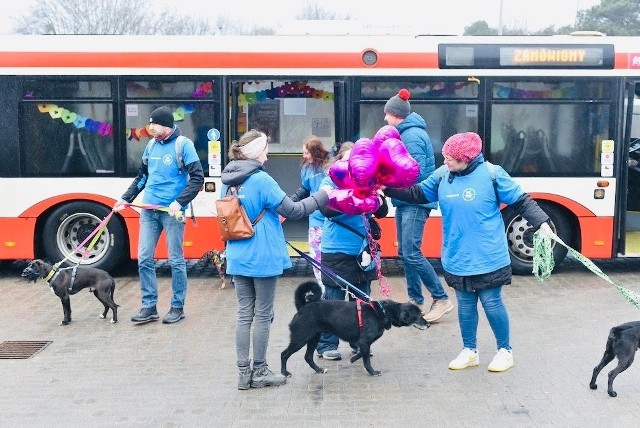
[328,125,419,214]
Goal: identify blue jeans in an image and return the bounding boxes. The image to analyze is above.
[455,286,510,350]
[316,281,371,354]
[395,205,447,304]
[138,209,187,309]
[234,275,277,367]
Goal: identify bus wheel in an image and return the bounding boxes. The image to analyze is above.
[502,201,571,275]
[42,201,127,273]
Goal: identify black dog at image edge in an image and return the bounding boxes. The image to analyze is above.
[589,321,640,397]
[280,281,430,377]
[21,259,119,326]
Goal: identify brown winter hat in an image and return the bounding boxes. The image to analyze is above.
[149,106,174,128]
[384,89,411,118]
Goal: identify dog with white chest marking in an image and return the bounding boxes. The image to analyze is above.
[280,281,429,377]
[21,259,119,325]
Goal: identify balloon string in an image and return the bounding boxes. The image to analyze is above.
[362,214,391,298]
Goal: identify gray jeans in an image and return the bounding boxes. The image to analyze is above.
[234,275,277,367]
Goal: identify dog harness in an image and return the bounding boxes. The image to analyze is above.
[356,298,375,332]
[46,265,79,292]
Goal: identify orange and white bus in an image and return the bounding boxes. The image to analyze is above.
[1,33,639,274]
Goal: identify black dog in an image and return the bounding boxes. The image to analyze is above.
[589,321,640,397]
[280,281,429,377]
[21,259,119,326]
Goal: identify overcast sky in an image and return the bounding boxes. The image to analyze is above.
[1,0,602,35]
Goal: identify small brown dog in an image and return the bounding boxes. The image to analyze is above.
[200,249,227,289]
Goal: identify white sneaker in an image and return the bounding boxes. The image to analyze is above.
[487,348,514,372]
[448,348,479,370]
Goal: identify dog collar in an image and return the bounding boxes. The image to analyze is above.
[46,269,61,287]
[44,268,57,283]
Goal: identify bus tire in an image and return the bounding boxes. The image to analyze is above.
[42,201,127,273]
[502,201,571,275]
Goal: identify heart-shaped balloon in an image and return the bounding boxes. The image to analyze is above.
[377,137,419,188]
[372,125,400,147]
[328,159,354,189]
[327,188,381,215]
[348,137,379,192]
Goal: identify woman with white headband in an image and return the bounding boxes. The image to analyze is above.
[221,129,330,390]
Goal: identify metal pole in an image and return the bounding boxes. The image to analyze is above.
[498,0,504,35]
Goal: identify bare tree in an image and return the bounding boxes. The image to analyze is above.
[214,15,275,35]
[295,1,351,20]
[11,0,213,35]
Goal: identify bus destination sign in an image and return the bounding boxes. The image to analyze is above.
[500,47,604,67]
[440,44,614,69]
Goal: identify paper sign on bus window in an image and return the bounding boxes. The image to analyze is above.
[601,139,614,153]
[126,104,139,117]
[601,164,613,177]
[601,152,614,165]
[465,105,478,117]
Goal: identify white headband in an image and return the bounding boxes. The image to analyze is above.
[240,134,268,159]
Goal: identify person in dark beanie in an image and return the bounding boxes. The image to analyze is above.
[114,106,204,325]
[384,89,453,325]
[150,106,175,128]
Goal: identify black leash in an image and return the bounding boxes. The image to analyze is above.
[286,241,385,315]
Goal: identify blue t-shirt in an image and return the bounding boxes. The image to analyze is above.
[420,162,524,276]
[320,176,371,255]
[142,137,199,208]
[301,164,327,228]
[223,171,292,277]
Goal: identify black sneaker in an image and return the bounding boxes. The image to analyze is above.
[131,306,159,323]
[162,307,185,324]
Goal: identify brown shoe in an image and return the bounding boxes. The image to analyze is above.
[424,299,454,322]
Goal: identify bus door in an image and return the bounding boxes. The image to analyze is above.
[621,81,640,255]
[228,79,345,251]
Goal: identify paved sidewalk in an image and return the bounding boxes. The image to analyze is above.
[1,258,640,427]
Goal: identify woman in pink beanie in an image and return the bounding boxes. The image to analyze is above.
[384,132,553,373]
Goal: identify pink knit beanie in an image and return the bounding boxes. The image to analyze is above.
[442,132,482,163]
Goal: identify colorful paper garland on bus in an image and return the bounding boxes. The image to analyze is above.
[37,103,195,140]
[237,82,333,106]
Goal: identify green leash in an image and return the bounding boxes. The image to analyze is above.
[533,229,640,309]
